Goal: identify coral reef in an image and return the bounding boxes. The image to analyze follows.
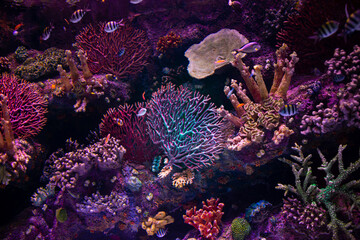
[0,56,10,73]
[40,50,129,112]
[231,217,251,240]
[99,102,160,163]
[141,211,174,236]
[14,47,68,81]
[185,28,248,79]
[276,143,360,239]
[217,44,298,169]
[75,22,151,79]
[14,46,28,63]
[183,198,224,240]
[0,74,48,138]
[146,83,226,175]
[325,45,360,78]
[156,31,182,53]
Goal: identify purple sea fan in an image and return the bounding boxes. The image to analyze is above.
[146,83,226,171]
[75,21,151,79]
[0,74,48,138]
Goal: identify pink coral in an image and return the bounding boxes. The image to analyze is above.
[75,22,151,79]
[183,198,224,240]
[0,74,47,138]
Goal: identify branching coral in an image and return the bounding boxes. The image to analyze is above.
[217,44,298,168]
[276,143,360,240]
[99,102,160,163]
[75,22,151,79]
[0,74,48,138]
[183,198,224,240]
[146,83,226,174]
[41,50,128,112]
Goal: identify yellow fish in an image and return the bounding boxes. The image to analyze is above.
[215,59,226,65]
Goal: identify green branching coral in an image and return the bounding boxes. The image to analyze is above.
[15,47,68,81]
[276,143,360,240]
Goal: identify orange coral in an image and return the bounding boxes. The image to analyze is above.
[156,32,182,53]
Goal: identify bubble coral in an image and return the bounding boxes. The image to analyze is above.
[75,22,151,79]
[0,74,48,138]
[231,217,251,240]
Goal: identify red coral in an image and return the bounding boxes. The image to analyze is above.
[156,32,182,53]
[0,74,48,138]
[183,198,224,240]
[75,22,151,79]
[99,102,160,163]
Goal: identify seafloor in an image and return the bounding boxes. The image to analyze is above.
[0,0,360,239]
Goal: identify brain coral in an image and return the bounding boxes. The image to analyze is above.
[185,28,248,79]
[0,74,48,138]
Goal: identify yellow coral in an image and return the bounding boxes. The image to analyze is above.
[141,211,174,236]
[171,169,194,188]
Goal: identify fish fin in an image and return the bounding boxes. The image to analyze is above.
[308,34,319,43]
[345,3,349,19]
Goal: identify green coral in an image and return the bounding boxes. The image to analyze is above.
[15,47,68,81]
[231,217,251,240]
[276,143,360,240]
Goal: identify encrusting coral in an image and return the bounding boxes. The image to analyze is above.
[217,43,298,170]
[276,143,360,240]
[141,211,174,236]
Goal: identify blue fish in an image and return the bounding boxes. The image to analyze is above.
[118,48,125,57]
[311,80,321,93]
[279,104,298,117]
[333,73,345,83]
[156,228,168,238]
[227,88,234,99]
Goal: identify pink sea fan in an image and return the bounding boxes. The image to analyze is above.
[75,22,151,79]
[0,74,48,138]
[99,102,161,163]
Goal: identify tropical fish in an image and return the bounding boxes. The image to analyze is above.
[344,4,360,36]
[113,117,124,126]
[137,108,147,117]
[215,59,227,65]
[227,88,234,99]
[104,20,124,33]
[41,24,54,41]
[69,9,91,23]
[333,73,345,82]
[311,80,321,93]
[130,0,143,4]
[309,20,339,41]
[13,23,23,36]
[279,104,298,117]
[156,228,168,238]
[233,42,261,54]
[118,47,125,57]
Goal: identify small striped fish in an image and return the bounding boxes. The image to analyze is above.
[104,20,124,33]
[69,9,91,23]
[309,21,339,41]
[344,9,360,35]
[279,104,298,117]
[41,24,54,41]
[156,228,168,238]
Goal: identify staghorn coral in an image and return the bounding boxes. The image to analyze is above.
[276,143,360,240]
[146,83,226,174]
[99,102,160,163]
[185,28,248,79]
[141,211,174,236]
[0,74,48,138]
[217,44,297,169]
[75,21,151,79]
[183,198,224,240]
[14,47,68,81]
[156,31,182,53]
